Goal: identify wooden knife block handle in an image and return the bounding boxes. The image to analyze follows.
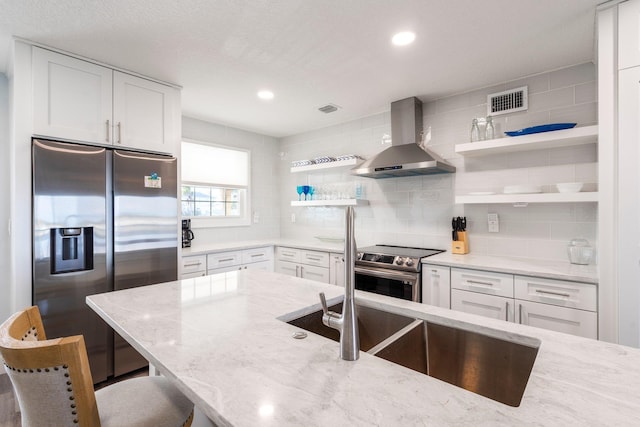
[452,231,469,254]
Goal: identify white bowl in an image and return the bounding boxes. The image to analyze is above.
[556,182,583,193]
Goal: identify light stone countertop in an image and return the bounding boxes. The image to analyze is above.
[182,239,345,256]
[423,252,598,284]
[183,239,597,283]
[87,270,639,426]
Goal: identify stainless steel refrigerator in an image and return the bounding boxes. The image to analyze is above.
[32,138,178,383]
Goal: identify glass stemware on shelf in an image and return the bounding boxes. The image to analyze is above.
[302,185,310,201]
[307,186,315,200]
[296,185,304,201]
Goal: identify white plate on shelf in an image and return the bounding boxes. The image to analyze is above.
[468,191,495,196]
[503,185,542,194]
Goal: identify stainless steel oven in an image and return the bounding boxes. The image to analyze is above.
[355,245,444,302]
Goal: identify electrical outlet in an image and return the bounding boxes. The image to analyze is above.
[488,213,499,233]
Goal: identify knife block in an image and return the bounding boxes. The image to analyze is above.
[452,231,469,254]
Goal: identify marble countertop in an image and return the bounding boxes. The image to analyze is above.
[182,238,344,256]
[87,270,638,426]
[423,252,598,284]
[183,239,597,283]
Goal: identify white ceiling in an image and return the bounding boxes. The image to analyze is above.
[0,0,602,138]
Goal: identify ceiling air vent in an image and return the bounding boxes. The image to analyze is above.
[487,86,528,116]
[318,103,340,114]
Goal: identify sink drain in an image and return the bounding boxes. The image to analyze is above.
[292,331,307,339]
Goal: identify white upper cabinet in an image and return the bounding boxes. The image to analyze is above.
[619,0,640,69]
[33,47,113,144]
[32,47,179,154]
[113,71,176,153]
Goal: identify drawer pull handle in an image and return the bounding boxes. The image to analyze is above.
[183,262,202,267]
[535,289,571,298]
[283,253,295,257]
[219,258,235,262]
[307,256,322,261]
[467,280,494,287]
[251,254,263,257]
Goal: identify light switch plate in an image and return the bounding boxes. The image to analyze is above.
[488,213,499,233]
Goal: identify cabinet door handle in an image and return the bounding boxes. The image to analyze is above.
[183,261,202,267]
[467,279,494,288]
[117,122,122,144]
[505,301,509,321]
[519,303,523,324]
[295,265,299,277]
[105,119,110,142]
[535,289,571,298]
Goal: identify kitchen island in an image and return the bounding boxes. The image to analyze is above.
[87,270,640,426]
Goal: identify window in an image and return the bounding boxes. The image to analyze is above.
[181,140,250,227]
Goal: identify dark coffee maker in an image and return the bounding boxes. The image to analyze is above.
[182,219,194,248]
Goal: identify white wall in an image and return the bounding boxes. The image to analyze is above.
[279,63,598,262]
[182,116,281,243]
[0,72,10,323]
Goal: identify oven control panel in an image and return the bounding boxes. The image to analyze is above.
[356,252,420,272]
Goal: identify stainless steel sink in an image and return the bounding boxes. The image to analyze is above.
[372,320,540,407]
[286,302,415,352]
[286,302,540,407]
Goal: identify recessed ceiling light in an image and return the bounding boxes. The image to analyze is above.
[257,90,274,100]
[392,31,416,46]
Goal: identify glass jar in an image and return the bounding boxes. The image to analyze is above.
[470,118,480,142]
[567,238,594,265]
[485,116,495,140]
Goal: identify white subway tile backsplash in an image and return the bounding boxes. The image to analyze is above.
[277,63,597,263]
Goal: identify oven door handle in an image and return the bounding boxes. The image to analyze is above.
[354,266,418,283]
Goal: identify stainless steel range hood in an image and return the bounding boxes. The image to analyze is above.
[352,97,455,178]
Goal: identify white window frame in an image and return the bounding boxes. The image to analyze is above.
[181,138,251,228]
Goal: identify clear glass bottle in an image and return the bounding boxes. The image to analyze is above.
[485,116,495,140]
[470,118,480,142]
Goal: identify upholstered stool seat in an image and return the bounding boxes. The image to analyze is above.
[0,306,194,427]
[96,376,193,426]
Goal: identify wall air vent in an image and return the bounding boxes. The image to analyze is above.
[318,103,340,114]
[487,86,528,116]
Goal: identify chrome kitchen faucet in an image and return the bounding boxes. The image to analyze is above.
[319,206,360,361]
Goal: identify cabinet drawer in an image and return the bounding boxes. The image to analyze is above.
[301,250,330,267]
[276,246,301,262]
[181,271,206,279]
[515,276,597,312]
[517,300,598,339]
[242,246,273,264]
[181,255,206,274]
[451,268,514,298]
[301,265,330,284]
[207,251,242,269]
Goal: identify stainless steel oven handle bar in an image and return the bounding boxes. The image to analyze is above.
[354,266,419,283]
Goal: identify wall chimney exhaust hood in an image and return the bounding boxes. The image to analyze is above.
[352,97,455,178]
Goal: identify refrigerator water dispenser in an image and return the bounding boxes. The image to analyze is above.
[50,227,94,273]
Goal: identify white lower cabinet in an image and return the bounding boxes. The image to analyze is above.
[451,289,514,322]
[428,264,598,339]
[181,255,207,279]
[329,253,345,287]
[181,246,273,278]
[422,265,451,308]
[516,300,598,339]
[275,247,330,283]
